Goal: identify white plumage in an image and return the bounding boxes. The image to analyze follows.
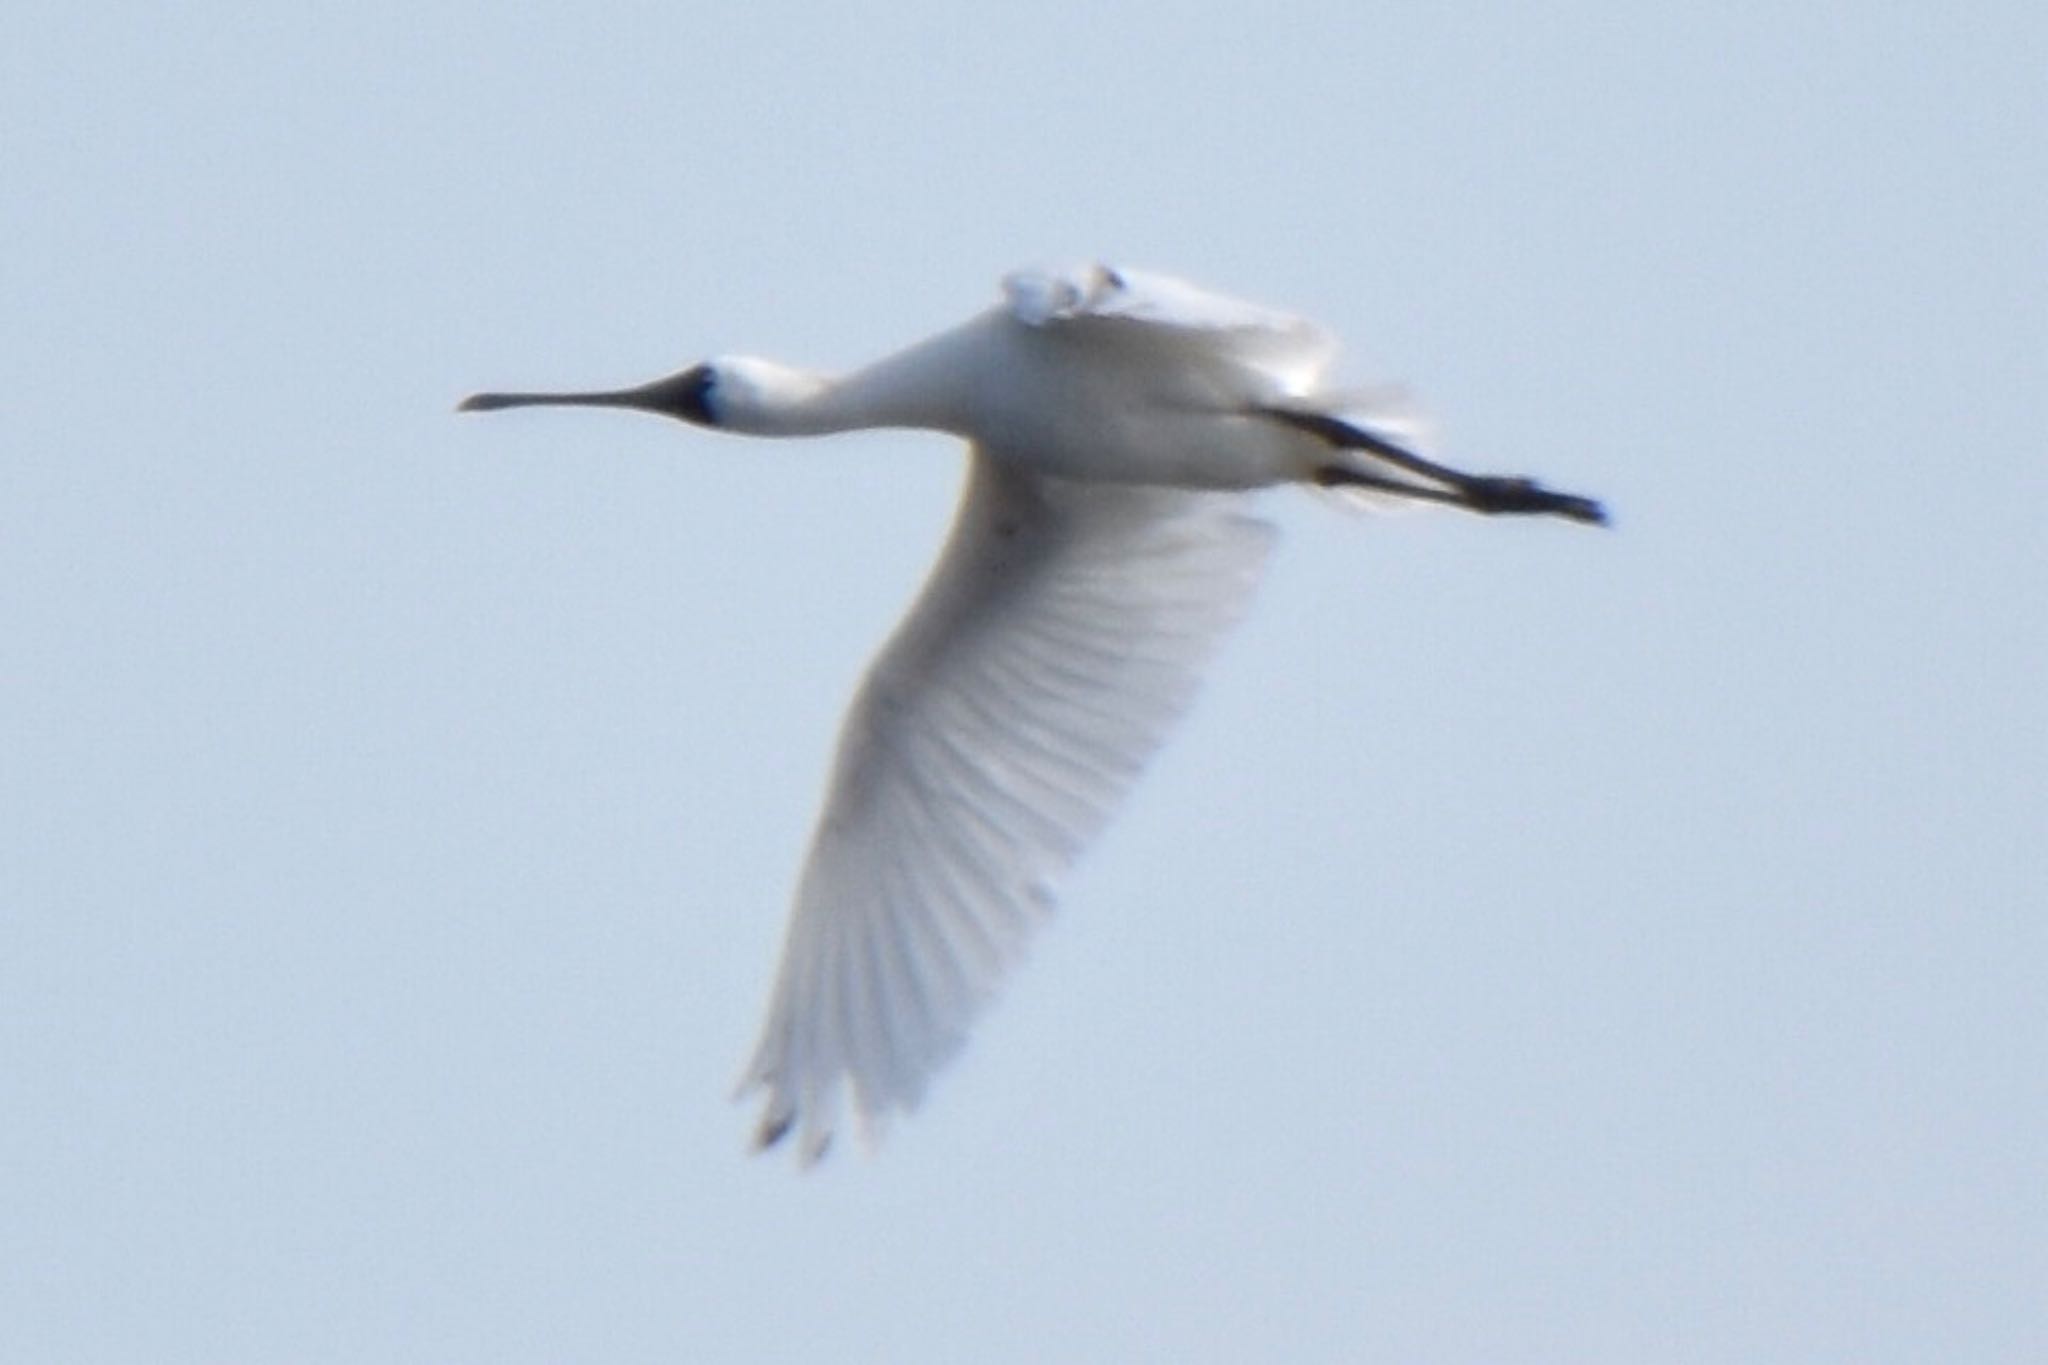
[460,263,1604,1162]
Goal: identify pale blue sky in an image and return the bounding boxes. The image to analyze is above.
[5,3,2044,1361]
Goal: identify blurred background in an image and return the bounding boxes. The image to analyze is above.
[4,3,2042,1360]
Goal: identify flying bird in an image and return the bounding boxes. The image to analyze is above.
[460,263,1605,1162]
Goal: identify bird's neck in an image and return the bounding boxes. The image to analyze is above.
[717,364,850,436]
[721,320,982,439]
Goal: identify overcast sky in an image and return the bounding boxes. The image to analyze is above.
[6,3,2044,1361]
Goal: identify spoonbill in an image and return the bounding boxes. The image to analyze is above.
[460,263,1605,1163]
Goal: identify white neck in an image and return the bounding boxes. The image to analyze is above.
[712,320,982,439]
[711,359,861,437]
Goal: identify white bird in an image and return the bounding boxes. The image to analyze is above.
[461,263,1604,1162]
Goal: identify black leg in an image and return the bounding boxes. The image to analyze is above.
[1269,407,1608,526]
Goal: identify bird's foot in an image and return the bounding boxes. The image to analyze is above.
[1463,476,1608,526]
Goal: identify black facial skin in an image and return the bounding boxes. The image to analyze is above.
[639,363,719,426]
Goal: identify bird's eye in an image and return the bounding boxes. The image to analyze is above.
[671,363,719,426]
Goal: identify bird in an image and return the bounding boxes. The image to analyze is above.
[460,262,1605,1163]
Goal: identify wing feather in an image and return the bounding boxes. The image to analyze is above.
[1002,262,1338,392]
[738,450,1275,1158]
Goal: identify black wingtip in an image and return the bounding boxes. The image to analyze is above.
[754,1111,795,1152]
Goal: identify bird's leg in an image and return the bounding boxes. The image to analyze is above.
[1263,407,1609,526]
[1309,464,1470,507]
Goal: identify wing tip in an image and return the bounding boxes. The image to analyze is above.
[744,1066,917,1168]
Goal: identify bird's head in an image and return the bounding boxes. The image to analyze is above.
[458,356,829,436]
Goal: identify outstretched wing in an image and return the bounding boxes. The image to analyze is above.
[1002,262,1338,393]
[738,451,1276,1161]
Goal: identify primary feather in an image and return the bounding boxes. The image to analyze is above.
[738,453,1274,1161]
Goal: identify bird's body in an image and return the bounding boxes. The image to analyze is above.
[663,266,1338,489]
[461,263,1604,1162]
